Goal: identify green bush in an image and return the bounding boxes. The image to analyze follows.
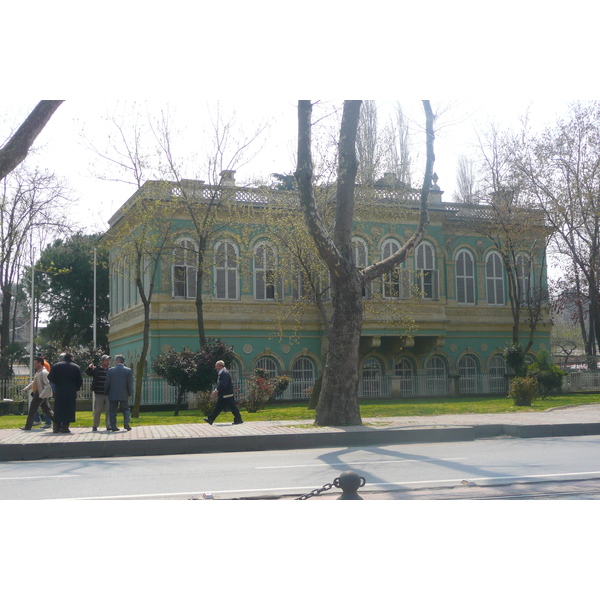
[196,391,215,417]
[526,351,564,399]
[509,376,540,406]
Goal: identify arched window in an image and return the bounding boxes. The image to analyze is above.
[352,237,371,298]
[361,358,383,397]
[255,356,278,377]
[456,249,475,304]
[395,357,414,396]
[382,239,410,299]
[228,360,242,395]
[292,357,316,398]
[489,355,507,393]
[486,252,505,305]
[459,355,478,394]
[254,244,283,300]
[215,241,239,300]
[516,253,532,304]
[173,239,197,298]
[426,356,447,394]
[416,241,439,300]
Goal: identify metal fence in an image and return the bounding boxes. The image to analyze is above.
[564,371,600,392]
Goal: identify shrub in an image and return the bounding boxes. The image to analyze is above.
[242,370,275,413]
[526,350,564,399]
[509,376,540,406]
[270,376,291,401]
[196,391,216,417]
[504,343,527,377]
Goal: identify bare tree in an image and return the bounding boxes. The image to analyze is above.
[295,100,435,426]
[452,154,479,203]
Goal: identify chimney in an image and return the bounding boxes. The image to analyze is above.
[220,170,236,187]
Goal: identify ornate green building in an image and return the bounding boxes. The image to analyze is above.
[106,173,551,402]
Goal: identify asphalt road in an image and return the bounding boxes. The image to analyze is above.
[2,434,600,500]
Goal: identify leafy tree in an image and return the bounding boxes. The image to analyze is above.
[27,233,109,349]
[152,339,235,416]
[295,100,435,426]
[526,350,564,399]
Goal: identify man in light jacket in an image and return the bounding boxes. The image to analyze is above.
[20,357,55,431]
[104,354,133,432]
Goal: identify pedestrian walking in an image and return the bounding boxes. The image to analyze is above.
[20,357,55,431]
[86,355,111,432]
[203,360,243,425]
[48,353,83,433]
[104,354,133,432]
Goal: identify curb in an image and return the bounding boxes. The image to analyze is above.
[2,422,600,461]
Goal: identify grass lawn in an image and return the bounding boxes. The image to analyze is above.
[1,393,599,429]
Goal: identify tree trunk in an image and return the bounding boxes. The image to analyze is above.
[315,273,363,425]
[0,287,13,379]
[174,387,185,416]
[132,294,151,418]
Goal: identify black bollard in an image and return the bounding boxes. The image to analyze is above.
[336,470,365,500]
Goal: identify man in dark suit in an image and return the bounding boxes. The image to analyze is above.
[203,360,243,425]
[104,354,134,432]
[48,353,83,434]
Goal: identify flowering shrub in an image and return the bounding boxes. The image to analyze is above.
[509,376,540,406]
[196,391,215,416]
[242,371,275,413]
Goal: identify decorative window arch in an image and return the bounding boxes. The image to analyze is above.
[416,241,439,300]
[455,249,475,304]
[426,356,447,394]
[486,252,505,305]
[292,357,316,398]
[173,239,197,298]
[255,356,279,377]
[254,243,283,300]
[394,357,415,396]
[458,355,479,394]
[215,241,239,300]
[516,253,532,304]
[352,237,371,298]
[361,357,383,397]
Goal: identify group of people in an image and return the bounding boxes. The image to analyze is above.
[20,353,134,433]
[21,355,242,431]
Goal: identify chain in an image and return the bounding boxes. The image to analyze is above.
[295,477,341,500]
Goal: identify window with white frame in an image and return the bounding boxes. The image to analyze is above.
[382,239,410,299]
[426,356,447,394]
[352,237,371,298]
[254,243,283,300]
[292,357,316,398]
[215,241,239,300]
[394,357,414,395]
[486,252,505,305]
[173,239,197,298]
[516,253,532,304]
[489,355,507,393]
[416,242,438,299]
[458,355,478,394]
[255,356,278,377]
[361,357,383,396]
[456,249,475,304]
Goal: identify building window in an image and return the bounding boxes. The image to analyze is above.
[215,241,239,300]
[255,356,278,377]
[416,242,439,300]
[486,252,505,305]
[456,249,475,304]
[516,254,532,304]
[394,357,414,396]
[254,244,282,300]
[173,240,197,298]
[458,355,478,394]
[352,237,371,298]
[426,356,446,394]
[292,357,316,398]
[489,355,506,393]
[361,357,383,397]
[382,239,410,299]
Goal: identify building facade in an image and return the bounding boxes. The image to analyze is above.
[106,175,551,402]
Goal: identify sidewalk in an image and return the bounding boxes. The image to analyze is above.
[2,403,600,462]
